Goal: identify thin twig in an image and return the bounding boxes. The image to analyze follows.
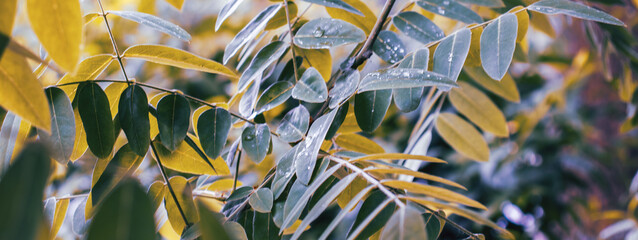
[351,0,398,69]
[95,0,130,85]
[283,0,300,82]
[150,141,191,227]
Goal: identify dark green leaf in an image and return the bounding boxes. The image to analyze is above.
[223,4,282,64]
[294,109,338,184]
[301,0,362,15]
[39,87,75,164]
[480,13,518,80]
[252,211,279,240]
[238,41,290,92]
[528,0,624,26]
[256,81,294,114]
[292,67,328,103]
[359,68,456,92]
[249,188,274,213]
[118,85,150,156]
[393,48,429,112]
[91,144,144,206]
[228,186,254,202]
[0,33,8,59]
[276,105,309,143]
[78,82,115,158]
[424,212,446,240]
[242,124,271,163]
[197,201,232,240]
[416,0,482,23]
[355,89,392,132]
[325,103,348,140]
[393,11,444,44]
[157,94,190,151]
[197,108,232,159]
[108,11,191,41]
[294,18,366,49]
[347,190,396,240]
[372,30,406,64]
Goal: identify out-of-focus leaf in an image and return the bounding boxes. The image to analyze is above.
[223,4,282,64]
[49,198,69,239]
[294,109,338,184]
[292,67,328,103]
[39,87,75,164]
[86,179,156,240]
[416,0,482,23]
[109,11,191,41]
[26,0,81,72]
[354,89,392,132]
[148,181,165,211]
[349,153,446,163]
[91,144,144,206]
[302,0,362,15]
[393,12,444,44]
[157,94,190,151]
[197,201,232,240]
[165,176,199,235]
[153,137,230,175]
[123,45,236,78]
[197,108,232,159]
[256,81,294,114]
[380,206,427,240]
[480,13,518,80]
[510,6,529,42]
[165,0,184,10]
[118,85,151,156]
[242,124,271,163]
[329,70,360,109]
[326,0,376,34]
[57,55,113,98]
[372,30,406,64]
[347,190,396,240]
[215,0,245,31]
[335,133,384,154]
[435,113,489,162]
[77,82,115,159]
[382,180,486,209]
[433,28,471,86]
[265,1,297,30]
[296,48,332,81]
[0,143,50,240]
[0,0,17,35]
[359,68,456,92]
[238,41,289,92]
[464,66,520,102]
[449,82,508,137]
[394,49,429,112]
[249,188,274,213]
[276,105,309,143]
[0,50,50,131]
[294,18,366,49]
[528,0,624,26]
[0,33,8,59]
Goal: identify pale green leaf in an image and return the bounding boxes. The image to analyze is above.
[292,67,328,103]
[276,106,309,143]
[380,207,427,240]
[294,18,366,49]
[358,68,457,92]
[480,13,518,80]
[109,11,191,41]
[238,41,289,92]
[417,0,482,23]
[223,4,282,64]
[249,188,274,213]
[393,12,444,44]
[528,0,624,26]
[256,81,294,114]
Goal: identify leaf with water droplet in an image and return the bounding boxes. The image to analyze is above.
[294,18,366,49]
[294,109,338,185]
[108,11,191,41]
[528,0,624,26]
[255,81,294,115]
[433,28,471,90]
[480,13,518,81]
[416,0,482,23]
[393,48,429,112]
[329,70,360,109]
[223,4,282,64]
[276,105,309,143]
[372,30,406,64]
[239,41,289,92]
[301,0,362,15]
[359,68,456,93]
[292,67,328,103]
[393,11,444,44]
[242,124,271,163]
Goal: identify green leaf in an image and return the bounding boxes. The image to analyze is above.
[39,87,75,164]
[223,4,282,64]
[417,0,482,23]
[393,48,429,112]
[228,186,254,202]
[301,0,362,15]
[449,82,508,137]
[239,80,260,117]
[347,190,396,240]
[329,70,360,109]
[423,212,445,240]
[276,105,309,143]
[157,94,190,151]
[0,143,50,240]
[109,11,191,41]
[433,28,471,86]
[272,145,299,198]
[165,176,199,235]
[242,124,271,163]
[26,0,82,72]
[380,206,427,240]
[256,81,294,114]
[238,41,289,92]
[78,82,115,158]
[354,89,392,132]
[393,11,444,44]
[294,18,366,49]
[0,33,8,59]
[123,44,236,78]
[292,67,328,103]
[249,188,274,213]
[197,201,232,240]
[118,85,151,156]
[480,13,518,80]
[372,30,406,64]
[294,109,338,184]
[528,0,624,26]
[359,68,457,92]
[91,144,145,206]
[464,66,520,102]
[86,179,156,240]
[435,113,489,162]
[215,0,245,31]
[325,103,349,139]
[319,185,375,240]
[197,108,232,159]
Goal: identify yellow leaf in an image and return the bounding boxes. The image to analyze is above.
[26,0,82,72]
[104,83,128,118]
[464,66,520,103]
[465,25,483,67]
[335,133,384,154]
[58,54,114,99]
[165,0,184,10]
[165,176,199,235]
[0,50,50,131]
[0,0,17,35]
[337,105,362,134]
[122,44,237,78]
[153,136,231,176]
[205,179,242,192]
[50,198,69,239]
[296,47,332,81]
[70,102,88,161]
[326,0,376,34]
[150,92,171,138]
[266,1,297,30]
[349,153,446,164]
[449,82,509,137]
[158,218,181,240]
[435,113,489,162]
[10,118,32,162]
[509,6,529,42]
[382,180,486,210]
[529,11,555,38]
[336,175,367,209]
[283,220,310,235]
[365,168,466,190]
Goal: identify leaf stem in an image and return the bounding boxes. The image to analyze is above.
[95,0,130,85]
[150,140,191,227]
[283,0,300,82]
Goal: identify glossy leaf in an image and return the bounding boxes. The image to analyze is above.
[26,0,81,72]
[302,0,362,15]
[276,105,310,143]
[382,180,486,209]
[91,144,145,206]
[109,11,191,41]
[294,18,366,49]
[242,124,271,163]
[464,66,520,102]
[480,13,518,80]
[157,94,190,151]
[0,50,50,131]
[433,28,471,86]
[0,143,50,240]
[380,206,427,240]
[347,190,396,240]
[228,186,254,202]
[449,82,508,137]
[165,176,199,235]
[123,44,236,78]
[417,0,482,23]
[393,48,429,112]
[325,103,349,140]
[359,68,456,92]
[86,179,156,240]
[215,0,245,31]
[223,4,282,64]
[294,109,338,184]
[326,0,376,34]
[238,41,289,92]
[372,30,406,64]
[329,70,360,109]
[354,89,391,132]
[249,188,274,213]
[256,81,294,113]
[77,83,115,159]
[239,80,260,117]
[292,67,328,103]
[197,108,232,159]
[435,113,489,162]
[118,85,151,156]
[39,87,75,164]
[528,0,624,26]
[393,11,444,44]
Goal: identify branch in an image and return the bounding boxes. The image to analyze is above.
[95,0,130,85]
[350,0,398,69]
